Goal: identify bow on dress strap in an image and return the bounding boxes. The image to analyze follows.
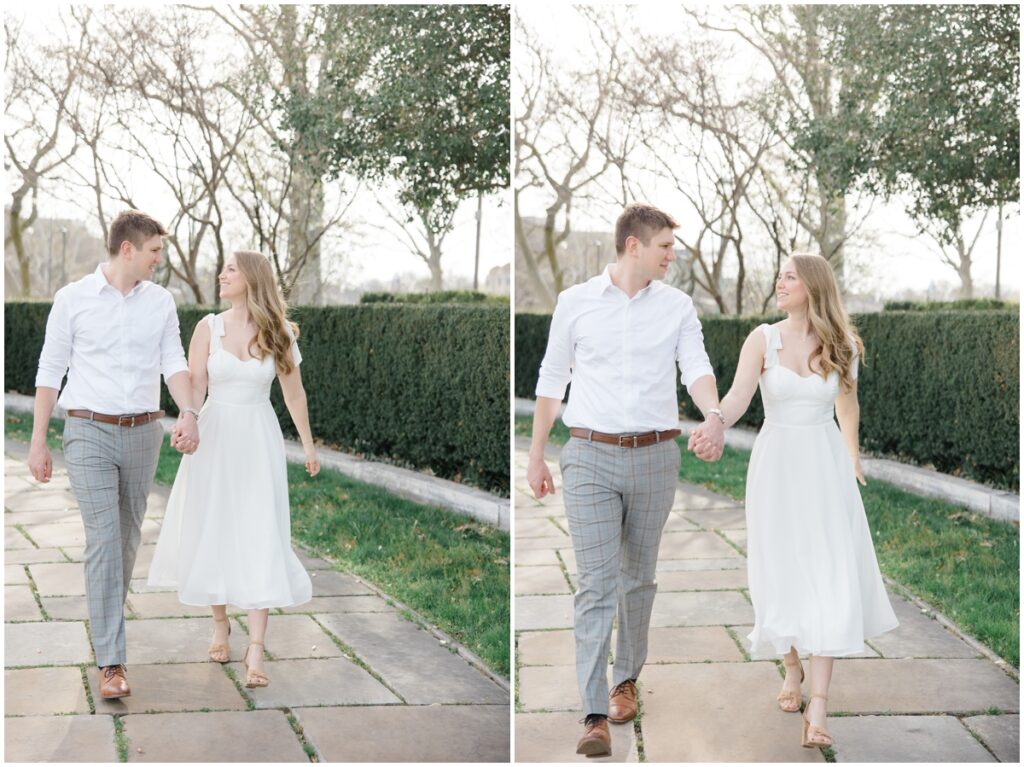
[760,323,783,370]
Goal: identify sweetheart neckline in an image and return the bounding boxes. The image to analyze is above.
[214,348,265,365]
[770,365,834,381]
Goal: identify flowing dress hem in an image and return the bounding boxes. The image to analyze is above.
[746,618,900,658]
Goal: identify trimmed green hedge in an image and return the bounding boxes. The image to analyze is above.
[884,298,1015,311]
[515,311,1019,491]
[360,290,507,305]
[5,302,510,495]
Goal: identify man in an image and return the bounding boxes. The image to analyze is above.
[28,210,201,699]
[527,203,725,756]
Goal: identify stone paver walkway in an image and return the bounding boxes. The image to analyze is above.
[4,439,509,762]
[513,439,1020,763]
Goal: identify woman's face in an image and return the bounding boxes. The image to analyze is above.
[775,258,808,312]
[218,255,247,301]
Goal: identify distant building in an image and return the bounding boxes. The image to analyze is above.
[484,263,510,295]
[4,212,105,300]
[515,216,616,310]
[516,215,699,310]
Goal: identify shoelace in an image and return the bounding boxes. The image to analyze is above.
[580,714,608,727]
[103,665,126,679]
[610,680,636,698]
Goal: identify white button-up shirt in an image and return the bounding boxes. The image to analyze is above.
[536,265,715,433]
[35,264,189,414]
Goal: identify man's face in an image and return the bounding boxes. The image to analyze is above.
[126,235,164,281]
[632,227,676,280]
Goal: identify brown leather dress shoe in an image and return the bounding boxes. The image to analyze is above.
[608,679,638,723]
[576,715,612,756]
[99,665,130,699]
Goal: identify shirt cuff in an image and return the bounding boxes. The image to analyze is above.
[34,370,66,390]
[162,360,190,381]
[535,378,569,400]
[680,365,716,390]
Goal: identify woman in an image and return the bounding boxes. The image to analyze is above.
[148,251,320,688]
[695,254,897,748]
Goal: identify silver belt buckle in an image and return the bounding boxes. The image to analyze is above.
[618,435,638,448]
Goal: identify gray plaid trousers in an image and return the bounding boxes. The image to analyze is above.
[63,417,163,667]
[560,436,680,715]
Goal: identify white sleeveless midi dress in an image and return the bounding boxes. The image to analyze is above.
[148,313,312,608]
[745,323,898,656]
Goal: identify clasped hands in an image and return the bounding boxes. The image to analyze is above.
[687,417,725,462]
[170,412,200,454]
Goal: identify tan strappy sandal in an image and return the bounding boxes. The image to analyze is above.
[208,617,231,664]
[243,642,269,688]
[801,694,833,748]
[777,656,804,712]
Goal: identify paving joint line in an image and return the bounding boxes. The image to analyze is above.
[957,714,1003,762]
[79,663,96,714]
[881,574,1019,682]
[298,541,510,691]
[221,664,256,710]
[633,697,646,762]
[112,714,128,762]
[282,706,319,762]
[307,614,408,705]
[554,548,575,592]
[12,522,40,549]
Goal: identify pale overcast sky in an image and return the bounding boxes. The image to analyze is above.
[514,2,1020,297]
[5,4,511,293]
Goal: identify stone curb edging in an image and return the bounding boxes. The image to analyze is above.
[5,392,510,531]
[514,397,1019,523]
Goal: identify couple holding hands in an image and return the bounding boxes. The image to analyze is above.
[527,203,898,756]
[28,209,319,699]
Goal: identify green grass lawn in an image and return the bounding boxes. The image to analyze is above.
[516,415,1020,667]
[6,409,510,677]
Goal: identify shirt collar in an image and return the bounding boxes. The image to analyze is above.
[92,262,148,297]
[599,263,658,298]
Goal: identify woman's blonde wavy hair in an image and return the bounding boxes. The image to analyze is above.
[789,253,864,392]
[233,251,300,376]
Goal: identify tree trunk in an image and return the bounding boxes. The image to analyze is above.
[7,196,33,297]
[514,197,556,310]
[279,5,324,307]
[818,191,846,287]
[542,207,567,297]
[427,256,443,292]
[287,172,324,306]
[956,233,974,299]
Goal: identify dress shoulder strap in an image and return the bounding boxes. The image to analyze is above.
[759,323,783,369]
[207,313,225,353]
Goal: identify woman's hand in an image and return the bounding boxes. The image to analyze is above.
[304,446,320,477]
[852,455,867,486]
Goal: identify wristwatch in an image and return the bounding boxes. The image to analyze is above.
[707,408,725,425]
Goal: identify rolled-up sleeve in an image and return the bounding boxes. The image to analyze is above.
[35,289,72,389]
[676,298,715,389]
[535,292,573,399]
[159,295,189,381]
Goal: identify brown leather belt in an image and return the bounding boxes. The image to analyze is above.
[66,410,164,427]
[569,428,682,448]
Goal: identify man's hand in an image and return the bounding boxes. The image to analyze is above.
[687,418,725,462]
[527,455,557,499]
[171,413,200,454]
[28,439,53,483]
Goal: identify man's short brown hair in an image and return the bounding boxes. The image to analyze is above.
[614,203,679,255]
[107,210,168,256]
